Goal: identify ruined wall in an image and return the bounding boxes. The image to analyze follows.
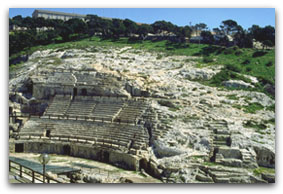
[109,151,140,171]
[11,141,140,171]
[33,83,129,99]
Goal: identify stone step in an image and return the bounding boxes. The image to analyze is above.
[213,140,228,146]
[214,135,230,141]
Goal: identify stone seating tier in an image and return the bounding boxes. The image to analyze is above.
[66,100,96,116]
[44,95,148,124]
[19,118,149,152]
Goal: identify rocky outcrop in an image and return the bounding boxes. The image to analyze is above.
[9,46,275,183]
[254,145,275,168]
[223,80,254,88]
[180,68,218,81]
[152,139,184,158]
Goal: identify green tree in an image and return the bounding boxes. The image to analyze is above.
[175,25,192,42]
[201,31,214,44]
[152,20,176,34]
[123,18,138,36]
[137,24,153,40]
[12,15,23,27]
[220,19,238,35]
[66,18,87,34]
[86,14,103,38]
[248,25,275,47]
[262,40,274,49]
[111,19,126,39]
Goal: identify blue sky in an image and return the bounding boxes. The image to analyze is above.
[9,8,275,30]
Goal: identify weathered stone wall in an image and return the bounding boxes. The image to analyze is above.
[33,83,129,99]
[11,141,140,171]
[109,151,139,171]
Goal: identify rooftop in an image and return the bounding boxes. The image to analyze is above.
[33,9,86,18]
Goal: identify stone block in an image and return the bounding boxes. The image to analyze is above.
[219,158,243,167]
[196,174,213,182]
[218,147,242,159]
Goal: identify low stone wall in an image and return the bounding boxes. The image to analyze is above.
[11,140,140,171]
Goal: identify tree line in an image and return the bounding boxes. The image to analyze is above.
[9,14,275,56]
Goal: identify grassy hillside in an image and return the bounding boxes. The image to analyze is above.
[9,36,275,98]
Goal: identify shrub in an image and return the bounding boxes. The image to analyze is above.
[246,67,252,72]
[192,87,197,91]
[225,64,241,73]
[210,70,230,85]
[231,46,240,51]
[242,59,251,65]
[216,47,226,55]
[223,48,234,55]
[235,50,243,56]
[252,51,267,57]
[244,120,266,129]
[203,56,214,63]
[265,61,273,67]
[257,76,273,85]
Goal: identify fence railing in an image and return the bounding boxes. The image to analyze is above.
[9,160,62,183]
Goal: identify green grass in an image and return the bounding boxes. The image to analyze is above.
[232,102,264,114]
[232,104,242,110]
[9,62,24,72]
[253,167,275,176]
[226,94,239,100]
[243,102,264,114]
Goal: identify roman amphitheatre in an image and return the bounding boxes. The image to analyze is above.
[9,44,275,183]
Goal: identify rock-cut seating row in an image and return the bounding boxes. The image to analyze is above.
[19,118,149,152]
[44,95,71,116]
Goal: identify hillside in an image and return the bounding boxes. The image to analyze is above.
[9,36,275,183]
[10,37,275,98]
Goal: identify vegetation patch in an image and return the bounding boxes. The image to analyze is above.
[252,51,268,58]
[207,69,251,87]
[156,54,163,60]
[242,59,251,65]
[243,102,264,114]
[265,61,273,67]
[226,94,239,100]
[253,167,275,176]
[232,104,242,110]
[182,115,199,123]
[202,56,214,63]
[168,106,180,112]
[243,120,267,130]
[266,104,275,112]
[264,118,275,125]
[9,62,24,72]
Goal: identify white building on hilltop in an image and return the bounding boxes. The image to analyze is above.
[32,9,86,21]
